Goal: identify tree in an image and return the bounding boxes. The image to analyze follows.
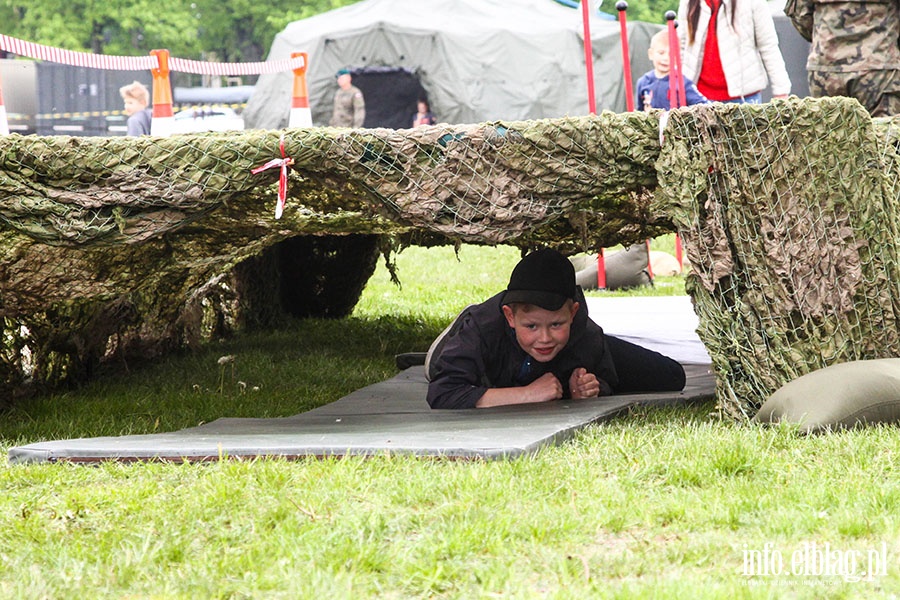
[0,0,363,60]
[193,0,362,63]
[618,0,680,24]
[0,0,200,56]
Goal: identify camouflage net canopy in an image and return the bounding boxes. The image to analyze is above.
[658,99,900,418]
[2,96,899,418]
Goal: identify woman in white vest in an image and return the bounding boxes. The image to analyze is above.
[677,0,791,103]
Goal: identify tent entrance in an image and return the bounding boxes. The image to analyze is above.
[350,66,430,129]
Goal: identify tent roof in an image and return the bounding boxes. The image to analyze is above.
[244,0,660,129]
[280,0,597,36]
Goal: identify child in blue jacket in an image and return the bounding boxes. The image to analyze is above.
[636,30,709,110]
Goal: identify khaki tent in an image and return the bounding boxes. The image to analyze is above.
[243,0,662,129]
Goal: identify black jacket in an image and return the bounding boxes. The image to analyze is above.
[426,289,618,409]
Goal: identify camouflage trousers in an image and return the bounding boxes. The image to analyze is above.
[808,69,900,117]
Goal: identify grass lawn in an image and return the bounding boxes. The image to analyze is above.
[1,242,899,599]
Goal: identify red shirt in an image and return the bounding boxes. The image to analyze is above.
[697,0,731,101]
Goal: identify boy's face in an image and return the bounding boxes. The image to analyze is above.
[502,301,579,363]
[123,96,145,115]
[649,40,670,76]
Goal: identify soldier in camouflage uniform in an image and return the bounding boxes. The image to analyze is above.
[329,68,366,128]
[785,0,900,116]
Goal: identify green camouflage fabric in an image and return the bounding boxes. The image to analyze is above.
[329,85,366,128]
[808,68,900,116]
[785,0,900,115]
[784,0,900,72]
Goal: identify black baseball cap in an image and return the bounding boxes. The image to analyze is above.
[502,248,577,311]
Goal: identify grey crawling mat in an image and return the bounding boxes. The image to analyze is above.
[9,297,713,464]
[8,363,714,464]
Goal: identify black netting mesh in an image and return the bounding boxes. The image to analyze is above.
[2,96,899,417]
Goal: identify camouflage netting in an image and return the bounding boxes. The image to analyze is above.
[655,98,900,419]
[0,110,670,403]
[2,96,899,418]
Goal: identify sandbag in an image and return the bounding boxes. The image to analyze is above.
[573,244,652,290]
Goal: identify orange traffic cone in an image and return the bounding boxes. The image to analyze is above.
[149,49,174,137]
[289,52,312,127]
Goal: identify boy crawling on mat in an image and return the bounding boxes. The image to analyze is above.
[425,248,686,409]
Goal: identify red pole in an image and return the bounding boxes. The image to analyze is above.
[665,11,687,109]
[645,239,654,279]
[615,2,657,283]
[675,234,684,271]
[665,11,687,271]
[581,0,597,114]
[617,1,634,112]
[597,248,607,289]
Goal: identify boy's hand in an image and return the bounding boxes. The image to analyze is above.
[569,368,601,399]
[476,372,562,407]
[525,372,564,402]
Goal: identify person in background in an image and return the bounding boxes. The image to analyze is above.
[677,0,791,103]
[329,68,366,128]
[119,81,152,136]
[412,99,436,127]
[637,29,709,110]
[425,248,685,409]
[784,0,900,116]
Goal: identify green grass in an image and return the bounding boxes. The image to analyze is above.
[1,242,899,599]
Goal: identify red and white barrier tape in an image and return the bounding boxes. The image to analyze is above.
[0,35,155,70]
[0,34,305,75]
[251,134,294,219]
[169,56,304,76]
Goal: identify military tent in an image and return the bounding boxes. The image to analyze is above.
[243,0,662,129]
